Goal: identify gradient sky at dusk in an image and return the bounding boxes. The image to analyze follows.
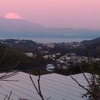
[0,0,100,29]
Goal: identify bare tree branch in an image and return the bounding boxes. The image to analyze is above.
[29,72,45,100]
[4,95,8,100]
[29,74,39,94]
[71,76,100,98]
[76,57,91,86]
[8,90,12,100]
[0,51,8,64]
[0,70,18,81]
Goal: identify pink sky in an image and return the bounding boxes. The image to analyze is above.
[0,0,100,29]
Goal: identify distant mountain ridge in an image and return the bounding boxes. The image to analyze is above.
[0,18,100,39]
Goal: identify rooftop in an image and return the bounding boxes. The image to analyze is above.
[0,71,90,100]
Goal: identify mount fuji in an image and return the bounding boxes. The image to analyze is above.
[0,13,100,40]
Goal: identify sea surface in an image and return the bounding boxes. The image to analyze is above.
[0,37,96,43]
[29,38,89,43]
[14,37,95,43]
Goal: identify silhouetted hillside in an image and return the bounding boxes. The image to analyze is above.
[80,37,100,57]
[81,37,100,46]
[0,39,41,52]
[0,43,34,72]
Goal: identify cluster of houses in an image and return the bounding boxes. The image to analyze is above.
[44,42,80,48]
[25,51,100,70]
[56,53,100,70]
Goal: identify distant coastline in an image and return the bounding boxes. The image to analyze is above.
[0,37,96,43]
[28,37,94,43]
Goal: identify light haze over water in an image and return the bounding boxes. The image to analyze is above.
[0,37,94,43]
